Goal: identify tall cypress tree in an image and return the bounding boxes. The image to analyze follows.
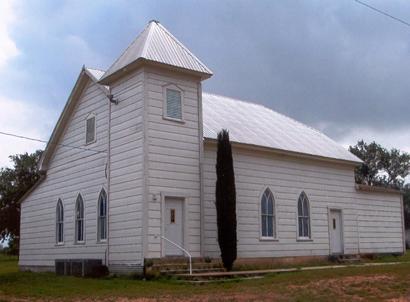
[215,129,237,271]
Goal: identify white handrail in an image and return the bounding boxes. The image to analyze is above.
[155,235,192,275]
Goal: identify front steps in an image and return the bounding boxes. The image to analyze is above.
[145,257,224,276]
[330,254,361,264]
[145,254,363,280]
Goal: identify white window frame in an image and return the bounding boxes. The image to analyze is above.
[75,193,85,244]
[162,84,184,123]
[97,189,107,243]
[85,113,97,145]
[56,199,64,245]
[259,187,277,240]
[297,191,312,240]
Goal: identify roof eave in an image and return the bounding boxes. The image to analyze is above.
[18,172,47,204]
[99,57,212,85]
[39,66,107,172]
[355,184,403,195]
[203,137,362,167]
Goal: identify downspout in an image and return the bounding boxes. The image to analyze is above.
[106,87,113,267]
[198,82,205,257]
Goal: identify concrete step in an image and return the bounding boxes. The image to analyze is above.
[337,254,361,264]
[160,268,225,275]
[146,257,224,276]
[152,263,222,269]
[176,269,286,281]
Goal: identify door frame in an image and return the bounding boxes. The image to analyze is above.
[160,192,188,257]
[327,207,344,255]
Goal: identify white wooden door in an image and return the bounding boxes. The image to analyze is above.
[329,210,343,254]
[164,198,184,256]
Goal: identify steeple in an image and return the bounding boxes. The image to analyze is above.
[99,20,212,84]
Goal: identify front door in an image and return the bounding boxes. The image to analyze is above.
[329,209,343,254]
[164,197,184,256]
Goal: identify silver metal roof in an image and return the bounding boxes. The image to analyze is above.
[86,67,105,80]
[88,68,359,163]
[100,21,212,82]
[202,93,360,163]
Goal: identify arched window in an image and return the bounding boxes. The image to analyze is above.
[75,194,84,243]
[56,199,64,244]
[98,189,107,241]
[297,192,311,239]
[261,188,275,238]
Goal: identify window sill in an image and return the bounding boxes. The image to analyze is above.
[55,242,64,246]
[296,238,313,242]
[259,237,278,242]
[75,241,85,245]
[97,240,107,244]
[162,116,185,124]
[85,139,97,146]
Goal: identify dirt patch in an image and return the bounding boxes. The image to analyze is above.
[288,274,396,301]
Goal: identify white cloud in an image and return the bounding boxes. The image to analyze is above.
[0,0,19,70]
[63,34,106,68]
[0,97,54,168]
[336,126,410,153]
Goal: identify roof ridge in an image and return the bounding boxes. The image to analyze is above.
[86,67,105,72]
[202,91,327,138]
[141,21,155,58]
[156,23,212,73]
[102,22,151,79]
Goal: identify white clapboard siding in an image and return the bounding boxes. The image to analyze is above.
[108,70,145,271]
[19,79,109,268]
[203,144,404,258]
[144,67,202,258]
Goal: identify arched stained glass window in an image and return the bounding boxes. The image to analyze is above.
[297,192,311,239]
[261,188,275,238]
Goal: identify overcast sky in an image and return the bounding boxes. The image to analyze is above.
[1,0,410,168]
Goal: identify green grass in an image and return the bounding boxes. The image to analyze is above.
[2,253,410,301]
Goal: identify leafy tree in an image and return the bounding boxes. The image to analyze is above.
[215,129,237,271]
[349,140,382,186]
[0,150,43,254]
[349,140,410,189]
[379,148,410,188]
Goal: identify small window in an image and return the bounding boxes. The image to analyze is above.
[170,209,176,224]
[75,194,84,243]
[297,192,311,239]
[261,188,276,238]
[86,115,96,144]
[165,88,182,120]
[98,189,107,241]
[56,199,64,244]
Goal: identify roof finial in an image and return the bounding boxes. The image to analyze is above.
[149,19,159,24]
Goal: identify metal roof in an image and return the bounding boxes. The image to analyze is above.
[202,93,361,163]
[86,67,105,81]
[89,68,359,163]
[100,21,212,83]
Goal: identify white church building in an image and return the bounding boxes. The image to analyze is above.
[19,21,405,273]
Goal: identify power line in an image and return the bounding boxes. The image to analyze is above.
[354,0,410,28]
[0,131,106,154]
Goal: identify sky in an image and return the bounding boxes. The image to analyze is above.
[1,0,410,168]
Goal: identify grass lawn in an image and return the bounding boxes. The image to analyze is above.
[2,254,410,301]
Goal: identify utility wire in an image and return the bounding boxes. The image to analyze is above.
[0,131,106,154]
[354,0,410,28]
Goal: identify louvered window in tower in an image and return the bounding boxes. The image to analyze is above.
[166,88,182,120]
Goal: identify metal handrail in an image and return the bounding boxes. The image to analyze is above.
[155,235,192,275]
